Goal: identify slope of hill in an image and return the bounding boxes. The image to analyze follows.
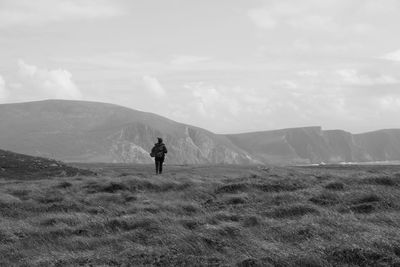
[226,126,328,164]
[354,129,400,162]
[226,127,400,164]
[0,100,255,164]
[0,149,93,179]
[1,100,400,164]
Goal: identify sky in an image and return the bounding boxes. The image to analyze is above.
[1,0,400,134]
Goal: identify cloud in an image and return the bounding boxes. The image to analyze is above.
[142,75,166,98]
[170,55,211,66]
[247,2,337,31]
[288,15,337,31]
[379,96,400,111]
[0,75,8,102]
[381,49,400,62]
[297,70,320,77]
[16,60,82,100]
[247,8,277,29]
[181,82,271,130]
[247,1,385,36]
[0,0,124,27]
[336,69,399,86]
[186,82,244,118]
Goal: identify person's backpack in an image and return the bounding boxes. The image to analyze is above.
[150,145,165,158]
[155,149,164,158]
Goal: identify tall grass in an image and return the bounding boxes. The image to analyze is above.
[1,164,400,266]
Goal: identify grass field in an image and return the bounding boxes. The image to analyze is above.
[1,163,400,266]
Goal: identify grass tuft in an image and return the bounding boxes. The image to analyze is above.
[309,192,340,206]
[353,193,381,204]
[350,203,376,214]
[269,204,319,218]
[327,247,394,266]
[253,181,303,192]
[55,181,73,188]
[215,183,248,194]
[364,176,399,186]
[242,216,261,227]
[324,181,345,190]
[226,196,247,205]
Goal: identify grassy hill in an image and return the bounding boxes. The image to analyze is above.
[3,100,400,165]
[0,149,93,180]
[0,100,254,164]
[1,162,400,266]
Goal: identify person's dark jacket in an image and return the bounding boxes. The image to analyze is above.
[151,143,167,159]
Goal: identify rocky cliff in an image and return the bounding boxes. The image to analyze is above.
[227,127,400,164]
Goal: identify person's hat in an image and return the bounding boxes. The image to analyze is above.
[157,137,163,143]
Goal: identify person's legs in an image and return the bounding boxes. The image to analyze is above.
[155,159,159,174]
[159,158,164,174]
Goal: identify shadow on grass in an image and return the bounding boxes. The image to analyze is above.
[268,204,319,218]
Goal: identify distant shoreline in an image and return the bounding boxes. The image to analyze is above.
[296,161,400,167]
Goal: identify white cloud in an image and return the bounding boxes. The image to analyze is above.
[288,15,337,31]
[170,55,210,66]
[0,0,124,27]
[17,60,82,100]
[379,96,400,111]
[142,75,166,98]
[247,2,337,31]
[0,75,8,102]
[247,1,385,37]
[247,8,277,29]
[381,49,400,62]
[297,70,320,77]
[336,69,399,86]
[278,80,298,89]
[183,82,268,123]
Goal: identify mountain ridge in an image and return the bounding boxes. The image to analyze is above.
[1,99,399,164]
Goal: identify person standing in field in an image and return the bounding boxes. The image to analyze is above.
[150,137,168,174]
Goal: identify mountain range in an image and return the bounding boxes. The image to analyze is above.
[1,100,399,165]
